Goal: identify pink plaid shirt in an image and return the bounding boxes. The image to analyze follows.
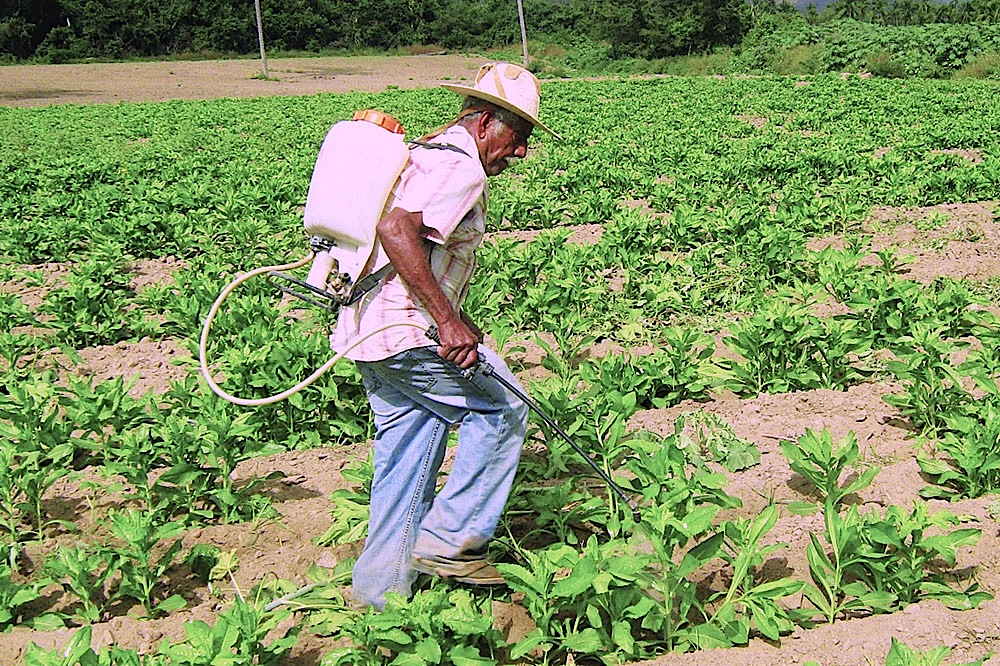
[331,125,487,362]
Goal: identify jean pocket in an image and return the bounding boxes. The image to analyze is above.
[404,350,442,392]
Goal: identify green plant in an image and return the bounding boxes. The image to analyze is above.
[638,493,735,651]
[802,504,898,624]
[315,452,374,547]
[35,255,155,347]
[43,542,118,624]
[500,538,652,663]
[884,637,990,665]
[0,331,51,376]
[616,435,743,650]
[674,411,760,473]
[721,300,871,396]
[0,563,49,631]
[64,375,156,457]
[780,429,879,509]
[844,276,924,346]
[23,625,166,666]
[802,499,989,624]
[867,50,909,78]
[854,503,988,609]
[0,374,79,539]
[98,425,167,514]
[882,326,980,436]
[917,393,1000,500]
[578,326,715,410]
[151,404,279,523]
[706,506,804,644]
[533,327,597,386]
[952,52,1000,80]
[102,508,188,617]
[157,595,299,666]
[0,446,25,566]
[513,479,608,546]
[318,587,505,666]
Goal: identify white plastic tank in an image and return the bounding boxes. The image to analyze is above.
[304,110,409,289]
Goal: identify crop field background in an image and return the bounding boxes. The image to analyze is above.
[1,58,999,665]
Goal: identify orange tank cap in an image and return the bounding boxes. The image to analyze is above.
[352,109,404,135]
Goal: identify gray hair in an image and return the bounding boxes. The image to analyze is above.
[457,97,532,135]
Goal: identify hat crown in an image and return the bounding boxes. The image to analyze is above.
[471,63,541,120]
[440,61,561,139]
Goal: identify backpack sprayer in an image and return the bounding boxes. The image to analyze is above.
[198,110,424,407]
[198,109,639,515]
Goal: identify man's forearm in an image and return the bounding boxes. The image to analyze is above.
[378,214,458,326]
[376,207,479,366]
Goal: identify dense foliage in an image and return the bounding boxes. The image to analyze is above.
[732,8,1000,77]
[3,0,1000,79]
[1,76,999,662]
[1,0,596,61]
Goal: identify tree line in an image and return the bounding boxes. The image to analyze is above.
[1,0,998,64]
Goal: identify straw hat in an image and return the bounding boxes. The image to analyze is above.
[441,62,561,140]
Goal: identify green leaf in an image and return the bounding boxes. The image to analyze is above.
[562,627,604,653]
[677,623,732,650]
[786,501,820,516]
[510,629,549,660]
[415,637,442,663]
[612,620,635,653]
[552,561,594,598]
[447,644,495,666]
[155,594,188,613]
[495,563,542,594]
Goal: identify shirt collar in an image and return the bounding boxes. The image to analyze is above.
[434,125,482,173]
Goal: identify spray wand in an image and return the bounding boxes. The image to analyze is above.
[426,327,641,519]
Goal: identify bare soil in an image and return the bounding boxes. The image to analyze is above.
[0,54,486,107]
[2,57,999,666]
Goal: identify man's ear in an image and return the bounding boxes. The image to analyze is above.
[473,110,496,139]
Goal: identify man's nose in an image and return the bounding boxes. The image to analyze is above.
[514,143,528,158]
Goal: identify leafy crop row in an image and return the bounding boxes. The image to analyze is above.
[1,75,998,663]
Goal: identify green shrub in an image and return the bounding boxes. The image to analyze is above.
[866,50,909,78]
[773,44,824,75]
[953,52,1000,79]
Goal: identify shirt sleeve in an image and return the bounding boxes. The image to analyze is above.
[394,155,485,245]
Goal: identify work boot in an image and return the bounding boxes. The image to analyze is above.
[411,554,505,585]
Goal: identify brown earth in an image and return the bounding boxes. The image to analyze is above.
[0,54,487,107]
[2,57,1000,666]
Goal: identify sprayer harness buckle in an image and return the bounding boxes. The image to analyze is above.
[267,259,395,312]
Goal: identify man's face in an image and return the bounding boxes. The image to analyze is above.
[481,115,533,177]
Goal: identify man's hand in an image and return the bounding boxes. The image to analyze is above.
[436,316,480,369]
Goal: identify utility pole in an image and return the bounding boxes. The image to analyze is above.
[517,0,529,66]
[255,0,269,78]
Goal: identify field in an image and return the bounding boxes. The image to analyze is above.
[1,56,999,666]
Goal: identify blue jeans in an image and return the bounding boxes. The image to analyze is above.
[351,345,527,609]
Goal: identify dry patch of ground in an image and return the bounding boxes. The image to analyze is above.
[0,55,486,107]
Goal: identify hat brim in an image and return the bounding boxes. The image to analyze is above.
[441,83,562,140]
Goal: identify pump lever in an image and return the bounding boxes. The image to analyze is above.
[424,326,491,380]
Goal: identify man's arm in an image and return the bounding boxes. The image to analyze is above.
[377,207,480,368]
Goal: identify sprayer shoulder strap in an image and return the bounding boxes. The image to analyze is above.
[407,141,471,158]
[346,142,472,305]
[346,262,395,305]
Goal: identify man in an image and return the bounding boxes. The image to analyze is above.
[331,62,561,609]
